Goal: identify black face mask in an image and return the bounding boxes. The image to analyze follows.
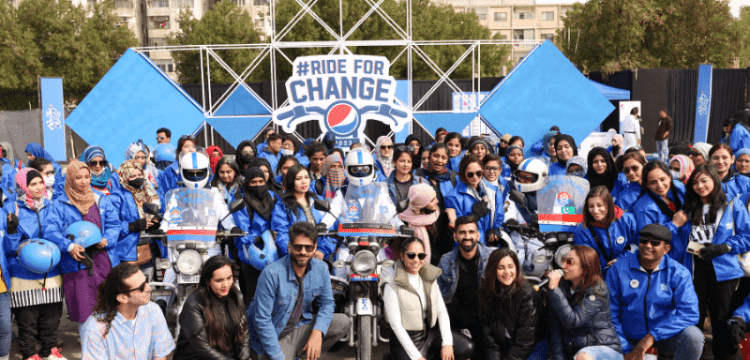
[127,178,145,189]
[241,153,254,163]
[421,207,436,214]
[612,145,621,153]
[247,184,268,198]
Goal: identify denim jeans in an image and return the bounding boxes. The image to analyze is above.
[0,293,10,357]
[576,345,624,360]
[627,326,704,360]
[656,139,669,163]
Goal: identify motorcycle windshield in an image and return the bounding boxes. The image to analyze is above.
[535,175,590,232]
[340,183,396,225]
[163,188,223,240]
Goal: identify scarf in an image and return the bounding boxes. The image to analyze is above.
[24,142,56,164]
[670,154,694,185]
[66,161,96,215]
[321,153,345,201]
[118,160,160,218]
[586,147,619,191]
[505,145,523,174]
[81,145,113,190]
[375,136,394,177]
[646,183,682,219]
[206,145,223,174]
[554,134,578,167]
[398,184,439,263]
[15,168,46,210]
[243,167,275,221]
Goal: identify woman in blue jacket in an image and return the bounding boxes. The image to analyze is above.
[709,143,750,199]
[274,155,299,192]
[671,164,750,360]
[387,146,419,205]
[501,145,524,181]
[444,132,464,172]
[445,154,504,244]
[574,186,638,273]
[416,143,457,259]
[233,167,278,304]
[612,152,647,211]
[631,161,686,240]
[211,157,243,204]
[548,134,578,176]
[45,160,121,328]
[5,168,64,360]
[723,117,750,155]
[112,160,161,277]
[270,164,334,257]
[24,142,64,196]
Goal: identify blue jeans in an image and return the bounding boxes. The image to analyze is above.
[0,293,11,357]
[576,345,624,359]
[627,326,704,360]
[656,139,669,163]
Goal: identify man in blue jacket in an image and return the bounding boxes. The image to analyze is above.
[258,133,283,174]
[437,216,492,359]
[606,224,703,360]
[247,222,350,360]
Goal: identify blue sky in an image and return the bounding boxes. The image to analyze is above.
[534,0,749,18]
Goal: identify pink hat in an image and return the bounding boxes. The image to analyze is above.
[398,184,439,225]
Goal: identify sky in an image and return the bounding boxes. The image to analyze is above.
[534,0,750,18]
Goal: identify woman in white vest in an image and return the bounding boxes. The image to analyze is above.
[383,237,474,360]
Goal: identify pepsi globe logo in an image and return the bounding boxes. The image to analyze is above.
[555,191,572,206]
[326,102,360,135]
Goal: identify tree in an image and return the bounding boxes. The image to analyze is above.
[169,1,268,84]
[0,0,138,108]
[730,6,750,68]
[557,0,734,72]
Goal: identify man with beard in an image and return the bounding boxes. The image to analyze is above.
[247,222,350,360]
[437,216,492,359]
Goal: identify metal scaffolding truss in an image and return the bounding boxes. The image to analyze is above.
[131,0,539,145]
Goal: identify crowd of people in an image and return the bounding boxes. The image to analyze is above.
[2,104,750,360]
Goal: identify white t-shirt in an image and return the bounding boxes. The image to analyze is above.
[690,204,717,245]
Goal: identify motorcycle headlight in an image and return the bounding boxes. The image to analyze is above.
[176,249,202,275]
[555,244,573,268]
[351,250,377,275]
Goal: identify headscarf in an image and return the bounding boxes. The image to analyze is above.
[397,184,439,263]
[542,131,558,157]
[505,145,523,174]
[321,153,345,201]
[25,142,56,164]
[323,132,337,150]
[117,160,160,218]
[565,156,587,178]
[468,139,494,155]
[15,168,46,210]
[670,155,694,185]
[554,134,578,166]
[80,145,113,190]
[206,145,223,174]
[0,142,20,170]
[375,136,394,177]
[586,147,618,191]
[235,140,255,170]
[243,167,274,221]
[65,160,96,215]
[692,142,712,164]
[249,158,282,194]
[124,140,159,188]
[735,149,750,175]
[611,134,624,156]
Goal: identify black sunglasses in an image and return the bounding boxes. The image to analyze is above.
[622,165,640,174]
[639,238,663,247]
[123,280,147,294]
[466,171,483,179]
[396,145,415,152]
[380,145,394,150]
[292,244,315,253]
[404,252,427,260]
[89,160,107,167]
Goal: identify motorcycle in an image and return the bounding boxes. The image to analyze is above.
[505,175,589,286]
[140,187,246,337]
[314,183,413,360]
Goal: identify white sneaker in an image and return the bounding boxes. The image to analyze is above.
[43,348,67,360]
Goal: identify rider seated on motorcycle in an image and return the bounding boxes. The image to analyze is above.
[503,158,548,263]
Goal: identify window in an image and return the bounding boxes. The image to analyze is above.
[494,12,507,22]
[513,29,535,47]
[149,0,168,7]
[115,17,129,27]
[498,34,507,40]
[114,0,133,8]
[542,33,554,41]
[231,0,245,5]
[253,0,269,5]
[541,11,554,21]
[473,7,487,21]
[172,0,192,8]
[513,9,533,20]
[149,37,166,47]
[148,16,169,29]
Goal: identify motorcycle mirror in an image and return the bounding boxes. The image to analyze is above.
[509,189,526,205]
[228,198,245,214]
[143,203,160,216]
[314,199,331,213]
[333,260,346,268]
[396,199,410,214]
[382,260,395,268]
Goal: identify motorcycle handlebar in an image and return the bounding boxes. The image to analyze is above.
[139,231,248,239]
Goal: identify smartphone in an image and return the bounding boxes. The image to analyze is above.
[687,242,705,255]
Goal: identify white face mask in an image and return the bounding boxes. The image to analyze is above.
[43,175,55,187]
[280,149,294,156]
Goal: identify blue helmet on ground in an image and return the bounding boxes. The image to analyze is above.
[66,221,102,249]
[18,239,61,274]
[154,143,177,163]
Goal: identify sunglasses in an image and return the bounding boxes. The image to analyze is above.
[380,145,394,150]
[291,244,315,253]
[123,280,147,294]
[639,238,663,247]
[404,252,427,260]
[89,160,107,167]
[156,136,166,141]
[466,171,483,179]
[622,165,641,174]
[484,166,500,172]
[396,145,415,152]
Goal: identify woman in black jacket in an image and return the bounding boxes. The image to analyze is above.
[174,256,250,360]
[547,245,623,360]
[478,248,543,360]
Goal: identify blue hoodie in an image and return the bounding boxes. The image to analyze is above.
[4,198,59,280]
[269,195,335,257]
[25,143,65,199]
[573,211,639,272]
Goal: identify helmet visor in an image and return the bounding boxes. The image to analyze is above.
[183,169,208,182]
[348,165,372,178]
[514,171,538,184]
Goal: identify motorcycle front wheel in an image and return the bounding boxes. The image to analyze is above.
[358,315,372,360]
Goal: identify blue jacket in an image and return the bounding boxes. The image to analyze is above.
[247,256,335,360]
[296,152,310,167]
[444,181,505,243]
[733,292,750,324]
[729,125,750,155]
[0,159,23,205]
[573,212,639,272]
[501,163,512,180]
[447,154,462,173]
[415,170,457,209]
[232,190,278,265]
[258,149,281,176]
[270,195,334,256]
[373,158,389,183]
[256,142,267,155]
[605,251,699,353]
[610,173,630,200]
[721,170,750,199]
[548,161,567,176]
[45,191,121,274]
[671,199,750,281]
[156,162,181,198]
[111,189,152,262]
[385,172,419,206]
[0,210,10,291]
[613,181,642,212]
[436,242,491,304]
[4,198,60,280]
[631,181,686,234]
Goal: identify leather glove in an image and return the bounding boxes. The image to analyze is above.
[472,200,489,218]
[230,227,243,235]
[128,218,148,233]
[7,213,18,235]
[700,243,731,261]
[730,318,747,348]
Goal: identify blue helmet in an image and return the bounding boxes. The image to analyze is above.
[154,143,177,163]
[18,239,61,274]
[242,230,279,271]
[66,221,102,249]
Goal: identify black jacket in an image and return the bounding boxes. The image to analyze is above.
[174,290,251,360]
[480,282,543,360]
[548,280,622,360]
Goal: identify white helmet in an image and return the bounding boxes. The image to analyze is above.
[513,158,548,193]
[179,151,210,189]
[344,148,375,186]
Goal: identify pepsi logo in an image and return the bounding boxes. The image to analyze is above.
[326,102,360,135]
